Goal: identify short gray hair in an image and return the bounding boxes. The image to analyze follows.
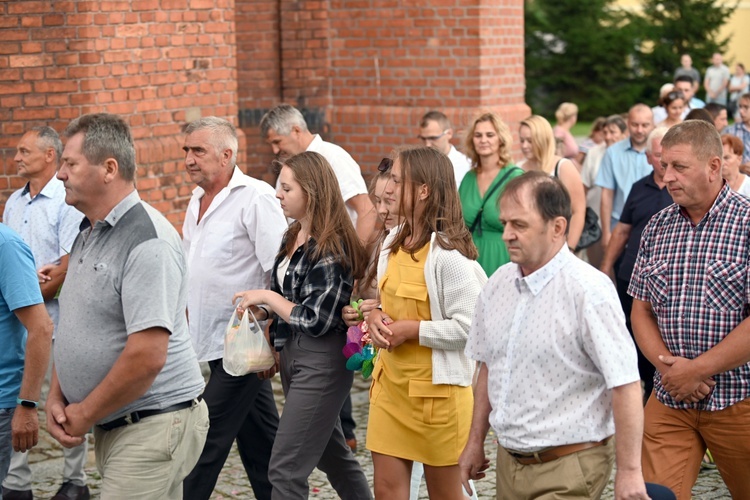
[184,117,238,164]
[64,114,136,181]
[31,126,62,165]
[259,104,308,137]
[646,127,669,154]
[661,120,722,162]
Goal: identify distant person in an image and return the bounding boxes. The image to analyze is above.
[417,110,472,187]
[580,114,627,268]
[657,91,686,128]
[685,108,715,126]
[519,115,586,251]
[576,116,606,165]
[723,92,750,166]
[674,54,701,95]
[459,112,523,276]
[703,52,731,105]
[704,102,729,130]
[552,102,580,162]
[674,75,705,111]
[728,63,750,120]
[652,83,675,124]
[721,134,750,196]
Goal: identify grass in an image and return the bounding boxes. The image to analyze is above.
[570,121,593,138]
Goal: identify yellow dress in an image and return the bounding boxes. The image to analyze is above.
[366,243,473,466]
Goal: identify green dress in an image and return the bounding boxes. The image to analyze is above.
[459,165,524,276]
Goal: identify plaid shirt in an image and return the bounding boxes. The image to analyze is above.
[723,122,750,164]
[270,237,353,350]
[629,184,750,410]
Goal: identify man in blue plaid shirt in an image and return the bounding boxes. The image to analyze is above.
[630,120,750,498]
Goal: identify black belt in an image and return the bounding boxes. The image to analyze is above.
[97,397,201,431]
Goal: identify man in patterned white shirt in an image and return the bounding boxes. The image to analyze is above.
[459,172,649,499]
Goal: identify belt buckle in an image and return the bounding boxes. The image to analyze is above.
[124,412,141,425]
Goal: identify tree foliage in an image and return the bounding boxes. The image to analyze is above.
[525,0,737,120]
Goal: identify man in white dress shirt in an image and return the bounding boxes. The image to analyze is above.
[418,110,471,187]
[459,172,649,499]
[181,117,287,500]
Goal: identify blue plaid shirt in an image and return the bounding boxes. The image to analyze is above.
[270,237,353,350]
[723,122,750,164]
[629,184,750,410]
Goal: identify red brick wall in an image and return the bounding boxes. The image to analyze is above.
[2,0,528,228]
[0,0,240,229]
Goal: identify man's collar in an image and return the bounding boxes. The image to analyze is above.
[103,190,141,227]
[515,245,569,296]
[306,134,323,151]
[21,175,62,198]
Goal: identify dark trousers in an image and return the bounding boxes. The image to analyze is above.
[183,359,279,500]
[340,395,356,440]
[616,277,655,401]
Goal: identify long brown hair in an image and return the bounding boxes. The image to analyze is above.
[277,151,368,279]
[389,147,478,260]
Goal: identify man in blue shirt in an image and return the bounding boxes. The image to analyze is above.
[0,223,53,488]
[596,104,654,248]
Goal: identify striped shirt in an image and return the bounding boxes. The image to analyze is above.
[270,237,353,350]
[629,183,750,410]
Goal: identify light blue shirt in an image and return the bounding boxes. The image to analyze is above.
[3,177,83,334]
[0,224,43,408]
[595,138,652,229]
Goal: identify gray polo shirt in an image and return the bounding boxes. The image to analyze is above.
[55,191,204,425]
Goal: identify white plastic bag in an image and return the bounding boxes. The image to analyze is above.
[222,308,275,376]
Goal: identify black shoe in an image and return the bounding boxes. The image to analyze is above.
[50,482,90,500]
[1,487,33,500]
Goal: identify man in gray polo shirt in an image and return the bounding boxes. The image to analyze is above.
[46,113,208,499]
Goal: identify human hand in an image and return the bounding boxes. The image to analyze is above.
[342,300,363,327]
[258,350,280,380]
[60,403,93,438]
[366,308,393,349]
[383,320,415,351]
[614,469,650,500]
[11,406,39,452]
[358,299,380,320]
[37,264,57,284]
[45,400,86,448]
[458,441,490,496]
[232,290,269,319]
[659,355,711,402]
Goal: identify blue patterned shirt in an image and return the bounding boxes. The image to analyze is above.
[629,184,750,410]
[723,122,750,164]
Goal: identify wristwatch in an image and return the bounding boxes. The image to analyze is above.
[16,398,38,409]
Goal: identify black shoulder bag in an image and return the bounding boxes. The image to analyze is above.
[553,160,601,251]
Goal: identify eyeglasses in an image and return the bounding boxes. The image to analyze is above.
[378,158,393,172]
[417,130,448,142]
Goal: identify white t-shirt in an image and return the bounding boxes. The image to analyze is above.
[306,134,368,226]
[183,167,288,361]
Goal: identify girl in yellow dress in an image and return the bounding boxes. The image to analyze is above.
[366,147,487,499]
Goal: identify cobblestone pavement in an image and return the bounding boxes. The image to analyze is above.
[26,376,731,499]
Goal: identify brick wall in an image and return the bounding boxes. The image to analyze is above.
[2,0,528,229]
[0,0,239,229]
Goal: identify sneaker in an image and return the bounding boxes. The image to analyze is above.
[701,449,716,470]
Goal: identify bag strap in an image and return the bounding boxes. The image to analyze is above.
[470,166,521,235]
[553,158,563,178]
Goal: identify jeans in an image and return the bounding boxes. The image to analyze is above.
[0,407,15,492]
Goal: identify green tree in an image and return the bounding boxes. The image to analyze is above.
[525,0,642,119]
[631,0,737,87]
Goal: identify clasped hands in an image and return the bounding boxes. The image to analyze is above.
[366,309,412,351]
[659,355,715,403]
[45,400,89,449]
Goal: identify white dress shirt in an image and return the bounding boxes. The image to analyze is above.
[306,134,368,226]
[465,246,639,452]
[183,167,287,361]
[447,145,471,188]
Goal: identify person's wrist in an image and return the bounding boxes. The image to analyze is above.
[258,305,271,321]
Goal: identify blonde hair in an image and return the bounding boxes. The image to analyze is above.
[520,115,557,175]
[277,152,368,279]
[463,111,513,170]
[555,102,578,124]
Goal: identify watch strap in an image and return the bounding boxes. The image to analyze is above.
[16,398,38,408]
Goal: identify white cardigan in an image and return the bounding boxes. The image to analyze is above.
[378,229,487,386]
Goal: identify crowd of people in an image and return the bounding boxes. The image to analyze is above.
[1,50,750,500]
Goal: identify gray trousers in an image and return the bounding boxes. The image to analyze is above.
[3,443,88,490]
[270,332,372,500]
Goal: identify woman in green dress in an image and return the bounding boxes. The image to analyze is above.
[458,112,523,276]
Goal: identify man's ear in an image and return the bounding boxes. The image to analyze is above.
[102,158,119,183]
[554,216,568,239]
